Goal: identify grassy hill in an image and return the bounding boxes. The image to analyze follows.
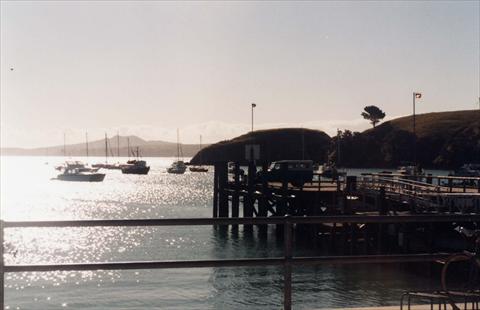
[191,110,479,168]
[333,109,480,168]
[190,128,331,164]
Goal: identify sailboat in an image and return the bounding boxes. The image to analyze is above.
[92,133,119,169]
[167,129,187,174]
[189,135,208,172]
[121,146,150,175]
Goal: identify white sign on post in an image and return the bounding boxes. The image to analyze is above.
[245,144,260,161]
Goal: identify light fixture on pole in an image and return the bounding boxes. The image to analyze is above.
[251,103,256,132]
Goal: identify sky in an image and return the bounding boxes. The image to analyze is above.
[1,1,479,148]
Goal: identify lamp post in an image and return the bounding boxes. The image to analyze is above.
[413,92,422,173]
[251,103,256,132]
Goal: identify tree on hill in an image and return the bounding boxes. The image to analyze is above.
[361,106,386,128]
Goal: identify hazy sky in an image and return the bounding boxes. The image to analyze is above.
[1,1,479,147]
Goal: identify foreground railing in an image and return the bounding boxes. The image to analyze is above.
[2,215,480,309]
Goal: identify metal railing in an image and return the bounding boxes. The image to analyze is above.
[2,214,480,309]
[360,173,480,193]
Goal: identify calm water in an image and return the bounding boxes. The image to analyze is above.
[1,156,443,309]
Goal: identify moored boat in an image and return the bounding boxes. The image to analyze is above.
[452,163,480,177]
[121,159,150,175]
[189,166,208,172]
[167,129,187,174]
[396,165,424,176]
[189,135,208,172]
[55,161,99,173]
[168,160,187,174]
[54,162,105,182]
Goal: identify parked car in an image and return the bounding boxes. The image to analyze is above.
[259,160,314,187]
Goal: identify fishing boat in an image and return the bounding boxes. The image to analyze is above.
[121,147,150,175]
[189,135,208,173]
[167,129,187,174]
[54,162,105,182]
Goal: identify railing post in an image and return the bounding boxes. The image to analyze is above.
[283,216,292,310]
[1,220,4,309]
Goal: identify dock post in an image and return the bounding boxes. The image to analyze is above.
[243,161,256,234]
[218,162,229,218]
[245,161,256,218]
[232,163,240,218]
[378,187,386,215]
[258,163,269,217]
[283,216,292,310]
[259,162,269,235]
[213,164,219,218]
[377,187,386,253]
[277,175,289,233]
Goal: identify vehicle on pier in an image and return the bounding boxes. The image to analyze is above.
[259,160,314,187]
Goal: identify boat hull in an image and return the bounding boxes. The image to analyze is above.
[189,167,208,172]
[167,167,186,174]
[121,166,150,175]
[57,173,105,182]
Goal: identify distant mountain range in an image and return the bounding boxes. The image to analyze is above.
[1,135,206,157]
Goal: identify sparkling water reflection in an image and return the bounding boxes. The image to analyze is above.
[1,156,439,309]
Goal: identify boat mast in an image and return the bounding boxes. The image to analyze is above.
[117,131,120,158]
[177,129,180,161]
[104,133,108,164]
[199,135,203,166]
[63,132,66,157]
[86,132,89,159]
[127,137,130,160]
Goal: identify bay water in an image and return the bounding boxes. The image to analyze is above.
[1,156,443,309]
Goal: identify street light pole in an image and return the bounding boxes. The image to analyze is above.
[251,103,256,132]
[413,92,416,169]
[412,91,422,174]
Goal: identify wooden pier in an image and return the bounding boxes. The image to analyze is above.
[211,161,480,254]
